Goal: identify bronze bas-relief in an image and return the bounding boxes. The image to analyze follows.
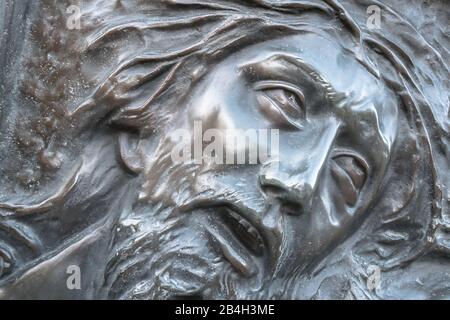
[0,0,449,299]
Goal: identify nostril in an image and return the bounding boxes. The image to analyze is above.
[280,201,303,216]
[261,185,304,216]
[261,185,287,198]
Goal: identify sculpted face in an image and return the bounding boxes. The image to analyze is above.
[1,0,447,300]
[143,33,398,296]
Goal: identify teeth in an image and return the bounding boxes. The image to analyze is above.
[248,226,259,239]
[223,208,265,256]
[229,210,241,221]
[239,218,252,230]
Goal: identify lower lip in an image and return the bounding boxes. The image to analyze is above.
[203,207,265,277]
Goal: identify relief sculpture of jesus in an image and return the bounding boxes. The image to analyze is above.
[0,0,449,300]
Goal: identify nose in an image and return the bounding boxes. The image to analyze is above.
[259,123,339,214]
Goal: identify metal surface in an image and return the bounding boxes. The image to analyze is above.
[0,0,449,299]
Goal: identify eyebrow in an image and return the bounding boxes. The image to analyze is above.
[240,53,341,103]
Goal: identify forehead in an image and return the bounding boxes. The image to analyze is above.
[211,32,382,99]
[195,32,398,149]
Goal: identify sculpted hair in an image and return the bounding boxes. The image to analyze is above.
[0,0,448,296]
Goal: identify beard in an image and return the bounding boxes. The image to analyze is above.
[100,134,263,299]
[102,137,291,299]
[102,202,274,299]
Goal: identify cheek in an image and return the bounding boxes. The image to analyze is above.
[334,113,395,197]
[189,83,274,131]
[284,210,343,260]
[340,106,396,164]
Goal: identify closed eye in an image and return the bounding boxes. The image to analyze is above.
[254,81,306,130]
[0,246,13,278]
[330,151,368,207]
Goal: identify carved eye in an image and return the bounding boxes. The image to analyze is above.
[330,152,368,207]
[0,246,13,279]
[254,81,306,129]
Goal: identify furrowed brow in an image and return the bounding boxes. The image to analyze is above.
[240,53,342,103]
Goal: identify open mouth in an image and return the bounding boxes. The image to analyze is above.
[220,206,265,256]
[202,204,266,277]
